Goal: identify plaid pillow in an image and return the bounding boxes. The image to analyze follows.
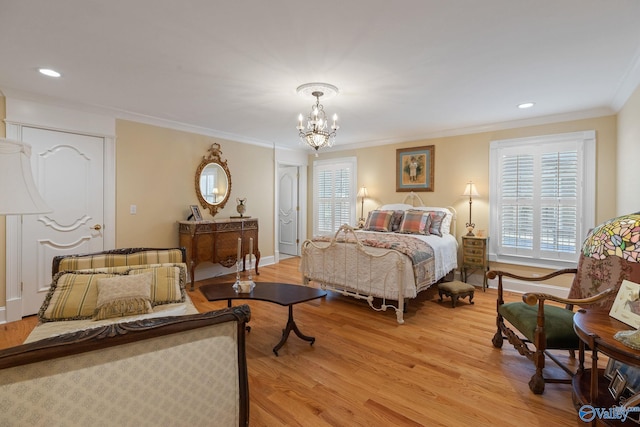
[364,210,394,232]
[399,210,431,234]
[425,210,447,236]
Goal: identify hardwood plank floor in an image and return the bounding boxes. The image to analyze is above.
[2,257,580,426]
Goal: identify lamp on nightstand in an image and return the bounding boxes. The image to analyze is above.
[461,181,479,236]
[357,186,369,228]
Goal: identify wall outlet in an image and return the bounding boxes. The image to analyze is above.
[130,204,137,214]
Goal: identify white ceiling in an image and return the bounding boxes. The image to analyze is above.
[1,0,640,152]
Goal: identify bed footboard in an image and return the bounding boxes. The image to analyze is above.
[301,224,413,324]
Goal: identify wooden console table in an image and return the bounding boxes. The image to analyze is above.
[178,218,260,290]
[573,309,640,425]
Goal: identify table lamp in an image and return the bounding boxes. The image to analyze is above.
[461,181,479,236]
[357,186,369,228]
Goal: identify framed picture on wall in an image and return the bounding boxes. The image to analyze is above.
[189,204,203,221]
[396,145,434,192]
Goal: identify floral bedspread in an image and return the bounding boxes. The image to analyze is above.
[312,231,436,290]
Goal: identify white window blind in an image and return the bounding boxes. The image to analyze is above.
[490,131,595,268]
[313,157,357,236]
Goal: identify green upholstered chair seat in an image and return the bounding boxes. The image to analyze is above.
[498,302,579,349]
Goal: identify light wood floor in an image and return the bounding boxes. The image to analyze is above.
[2,257,580,426]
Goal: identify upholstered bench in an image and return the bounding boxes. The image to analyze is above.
[438,281,475,308]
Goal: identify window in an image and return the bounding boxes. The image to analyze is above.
[489,131,595,268]
[313,157,357,236]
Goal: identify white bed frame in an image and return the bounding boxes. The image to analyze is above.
[301,193,457,324]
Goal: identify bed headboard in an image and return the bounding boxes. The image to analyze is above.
[401,191,426,206]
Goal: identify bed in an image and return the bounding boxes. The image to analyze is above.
[300,194,458,323]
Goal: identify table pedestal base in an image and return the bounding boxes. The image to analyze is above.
[273,305,315,356]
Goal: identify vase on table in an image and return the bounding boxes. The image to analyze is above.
[236,198,247,217]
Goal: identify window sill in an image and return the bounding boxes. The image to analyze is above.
[488,253,577,270]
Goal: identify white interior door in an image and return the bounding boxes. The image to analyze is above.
[278,166,298,256]
[20,127,105,315]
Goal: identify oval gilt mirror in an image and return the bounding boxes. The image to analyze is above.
[195,143,231,217]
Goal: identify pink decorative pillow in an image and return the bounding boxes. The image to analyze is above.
[364,210,394,232]
[399,210,431,234]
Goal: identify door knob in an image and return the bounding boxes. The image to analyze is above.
[91,224,102,231]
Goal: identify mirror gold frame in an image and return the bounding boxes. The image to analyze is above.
[195,143,232,217]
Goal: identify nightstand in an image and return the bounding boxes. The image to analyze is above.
[461,236,489,291]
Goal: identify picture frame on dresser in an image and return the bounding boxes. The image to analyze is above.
[189,204,203,221]
[396,145,434,192]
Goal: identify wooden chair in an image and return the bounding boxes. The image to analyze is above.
[488,213,640,394]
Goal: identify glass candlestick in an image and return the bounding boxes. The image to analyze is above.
[233,256,255,294]
[232,259,242,292]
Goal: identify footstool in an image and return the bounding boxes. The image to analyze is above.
[438,281,475,308]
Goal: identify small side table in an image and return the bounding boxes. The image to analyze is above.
[461,235,489,291]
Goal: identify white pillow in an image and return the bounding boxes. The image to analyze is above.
[379,203,413,211]
[409,207,453,234]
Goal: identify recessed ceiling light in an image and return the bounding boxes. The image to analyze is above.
[38,68,61,78]
[518,102,535,109]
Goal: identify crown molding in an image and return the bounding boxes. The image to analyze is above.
[0,87,276,150]
[333,106,616,152]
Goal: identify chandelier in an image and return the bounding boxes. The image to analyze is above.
[296,83,339,155]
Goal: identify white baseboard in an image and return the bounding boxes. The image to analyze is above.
[0,306,5,324]
[486,277,570,298]
[456,269,570,298]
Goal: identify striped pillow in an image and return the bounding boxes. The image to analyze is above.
[364,210,394,232]
[128,265,185,306]
[57,249,184,271]
[40,271,122,321]
[39,265,187,322]
[399,210,431,234]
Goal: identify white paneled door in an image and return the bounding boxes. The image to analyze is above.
[278,166,298,256]
[20,127,105,315]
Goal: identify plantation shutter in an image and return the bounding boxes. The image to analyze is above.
[500,154,534,253]
[539,151,578,255]
[490,131,594,267]
[313,157,357,235]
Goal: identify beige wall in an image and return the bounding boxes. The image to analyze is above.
[617,84,640,215]
[115,120,275,254]
[307,115,618,285]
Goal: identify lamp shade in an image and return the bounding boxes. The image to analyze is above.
[461,182,480,197]
[0,138,51,215]
[357,186,369,198]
